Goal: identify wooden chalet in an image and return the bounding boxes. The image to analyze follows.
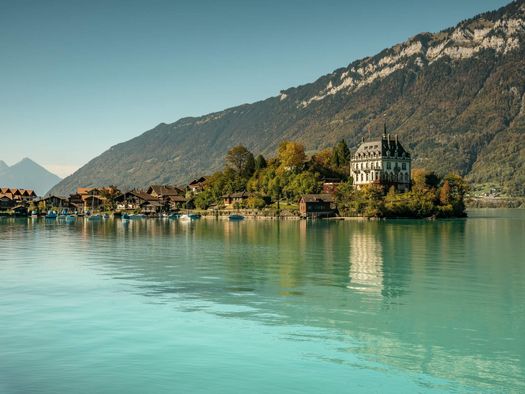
[147,185,184,199]
[0,194,15,210]
[115,190,158,211]
[39,195,70,210]
[0,187,37,202]
[299,194,336,218]
[188,177,208,193]
[222,191,252,208]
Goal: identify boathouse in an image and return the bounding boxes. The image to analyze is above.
[299,194,335,218]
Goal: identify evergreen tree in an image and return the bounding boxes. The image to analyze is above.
[331,139,351,168]
[254,154,267,171]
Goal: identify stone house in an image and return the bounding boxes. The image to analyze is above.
[351,131,412,192]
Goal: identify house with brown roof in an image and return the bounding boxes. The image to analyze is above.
[39,195,70,210]
[222,191,252,208]
[146,185,187,210]
[188,177,208,193]
[115,190,158,211]
[0,194,15,210]
[299,194,336,218]
[0,187,37,202]
[146,185,184,199]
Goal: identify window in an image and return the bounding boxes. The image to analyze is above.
[402,162,406,170]
[386,162,391,170]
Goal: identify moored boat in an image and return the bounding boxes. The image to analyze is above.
[45,210,57,219]
[228,214,245,221]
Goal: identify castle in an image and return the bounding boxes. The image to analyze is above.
[351,129,411,192]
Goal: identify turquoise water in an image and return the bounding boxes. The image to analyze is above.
[0,210,524,393]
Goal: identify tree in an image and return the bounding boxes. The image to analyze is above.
[225,145,255,177]
[284,171,321,200]
[439,180,451,205]
[254,154,267,171]
[312,148,333,168]
[99,185,120,211]
[331,139,351,168]
[278,141,306,170]
[442,173,468,216]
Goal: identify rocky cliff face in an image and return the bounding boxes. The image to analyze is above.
[50,0,525,196]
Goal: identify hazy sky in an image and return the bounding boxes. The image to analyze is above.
[0,0,509,177]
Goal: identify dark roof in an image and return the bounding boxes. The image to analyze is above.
[140,200,163,207]
[168,195,187,202]
[43,195,69,201]
[189,177,207,186]
[119,190,158,202]
[147,185,184,196]
[222,191,251,198]
[300,194,335,203]
[353,134,410,160]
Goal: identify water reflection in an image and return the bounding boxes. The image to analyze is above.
[348,229,383,294]
[1,214,524,392]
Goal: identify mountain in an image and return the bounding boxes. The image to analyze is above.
[0,158,62,196]
[50,0,525,196]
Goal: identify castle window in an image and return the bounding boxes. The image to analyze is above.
[387,162,391,170]
[402,162,406,170]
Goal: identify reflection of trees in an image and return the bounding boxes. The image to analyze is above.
[35,216,523,391]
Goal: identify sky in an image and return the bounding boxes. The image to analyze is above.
[0,0,510,178]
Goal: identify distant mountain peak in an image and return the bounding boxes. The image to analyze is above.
[0,158,61,196]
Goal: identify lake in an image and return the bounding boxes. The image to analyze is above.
[0,209,524,393]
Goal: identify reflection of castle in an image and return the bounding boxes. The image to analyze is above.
[348,232,383,293]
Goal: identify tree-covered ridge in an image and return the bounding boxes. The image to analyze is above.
[49,0,525,197]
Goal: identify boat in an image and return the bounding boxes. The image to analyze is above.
[31,210,39,218]
[168,213,180,219]
[103,213,110,219]
[65,215,76,223]
[88,214,102,221]
[45,210,57,219]
[228,214,245,221]
[129,214,146,220]
[122,213,130,220]
[180,213,201,222]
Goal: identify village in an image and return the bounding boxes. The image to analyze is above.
[0,133,467,220]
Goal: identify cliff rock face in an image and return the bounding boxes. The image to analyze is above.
[50,0,525,196]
